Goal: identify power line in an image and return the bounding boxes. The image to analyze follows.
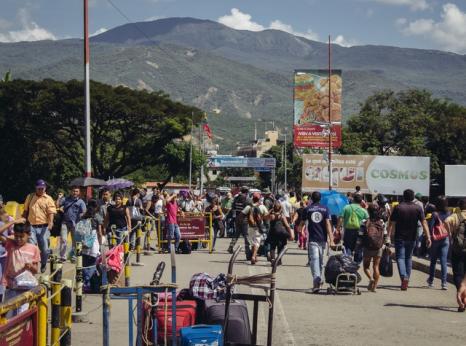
[104,0,164,47]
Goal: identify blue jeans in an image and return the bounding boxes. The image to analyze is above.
[395,240,416,280]
[343,228,363,263]
[167,223,181,252]
[428,237,449,285]
[308,242,326,286]
[30,225,49,266]
[60,222,77,260]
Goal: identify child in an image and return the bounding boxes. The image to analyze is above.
[0,218,40,317]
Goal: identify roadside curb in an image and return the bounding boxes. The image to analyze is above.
[412,257,454,284]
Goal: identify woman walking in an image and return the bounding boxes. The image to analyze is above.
[104,192,131,247]
[268,201,293,265]
[427,196,451,290]
[360,203,387,292]
[205,197,224,251]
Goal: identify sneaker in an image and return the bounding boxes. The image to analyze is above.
[441,284,448,291]
[426,279,434,288]
[227,246,234,254]
[312,286,320,294]
[401,278,409,291]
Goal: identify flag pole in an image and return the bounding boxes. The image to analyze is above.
[84,0,92,198]
[189,112,193,190]
[328,35,333,191]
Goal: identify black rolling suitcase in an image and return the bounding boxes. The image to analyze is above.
[204,299,252,345]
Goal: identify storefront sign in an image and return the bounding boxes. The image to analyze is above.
[302,154,430,195]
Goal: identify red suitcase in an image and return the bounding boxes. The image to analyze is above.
[143,299,197,344]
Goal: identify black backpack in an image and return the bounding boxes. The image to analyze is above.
[452,214,466,254]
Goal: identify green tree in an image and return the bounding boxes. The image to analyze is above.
[0,79,204,200]
[341,89,466,192]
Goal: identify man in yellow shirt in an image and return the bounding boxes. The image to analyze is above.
[22,179,57,273]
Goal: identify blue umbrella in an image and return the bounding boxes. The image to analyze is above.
[319,190,348,216]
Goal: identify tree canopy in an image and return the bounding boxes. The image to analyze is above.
[0,79,204,200]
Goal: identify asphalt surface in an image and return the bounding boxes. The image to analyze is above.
[66,238,465,346]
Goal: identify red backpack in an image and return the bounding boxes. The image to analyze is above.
[364,220,385,250]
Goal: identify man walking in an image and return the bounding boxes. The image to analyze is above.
[166,193,182,253]
[338,194,368,261]
[227,187,251,258]
[388,189,431,290]
[22,179,57,272]
[300,191,335,293]
[59,186,87,262]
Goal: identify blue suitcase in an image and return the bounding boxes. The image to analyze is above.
[180,324,223,346]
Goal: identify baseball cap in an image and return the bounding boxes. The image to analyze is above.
[415,192,423,199]
[35,179,46,188]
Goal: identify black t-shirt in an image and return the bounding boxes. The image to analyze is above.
[107,205,127,229]
[391,202,425,241]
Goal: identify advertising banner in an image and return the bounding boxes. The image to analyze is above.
[208,156,276,168]
[293,124,342,148]
[293,70,342,148]
[302,154,430,195]
[445,165,466,197]
[0,307,37,346]
[178,216,206,239]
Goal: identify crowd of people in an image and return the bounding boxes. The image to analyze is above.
[0,179,466,316]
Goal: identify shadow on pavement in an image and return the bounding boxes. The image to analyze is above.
[384,303,458,313]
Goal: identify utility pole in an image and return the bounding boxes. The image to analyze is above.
[328,35,333,191]
[284,133,287,192]
[188,112,193,190]
[200,115,205,195]
[84,0,92,199]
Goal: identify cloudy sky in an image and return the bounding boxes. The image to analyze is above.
[1,0,465,54]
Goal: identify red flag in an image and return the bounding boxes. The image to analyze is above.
[203,123,212,139]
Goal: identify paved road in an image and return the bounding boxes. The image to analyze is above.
[69,238,465,346]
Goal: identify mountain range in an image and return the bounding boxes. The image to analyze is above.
[1,17,465,152]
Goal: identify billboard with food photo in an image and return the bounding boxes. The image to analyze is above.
[302,154,430,196]
[293,70,342,148]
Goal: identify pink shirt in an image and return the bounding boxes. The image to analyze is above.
[2,239,40,288]
[166,201,178,225]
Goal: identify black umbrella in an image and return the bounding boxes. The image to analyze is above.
[69,177,107,187]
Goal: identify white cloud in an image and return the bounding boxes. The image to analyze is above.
[0,8,55,42]
[332,35,358,47]
[218,8,320,40]
[366,0,430,11]
[269,20,319,41]
[90,27,108,37]
[218,8,264,31]
[399,3,466,53]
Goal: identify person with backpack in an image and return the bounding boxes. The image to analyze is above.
[299,191,334,293]
[388,189,431,291]
[59,186,87,262]
[240,193,268,264]
[359,203,388,292]
[75,200,101,292]
[103,192,131,247]
[444,199,466,311]
[338,194,368,262]
[227,187,251,256]
[427,196,451,290]
[268,201,293,266]
[126,188,144,250]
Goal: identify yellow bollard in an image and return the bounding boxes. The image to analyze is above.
[51,263,63,345]
[38,293,48,346]
[60,279,72,346]
[132,222,145,266]
[110,225,117,248]
[123,232,131,286]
